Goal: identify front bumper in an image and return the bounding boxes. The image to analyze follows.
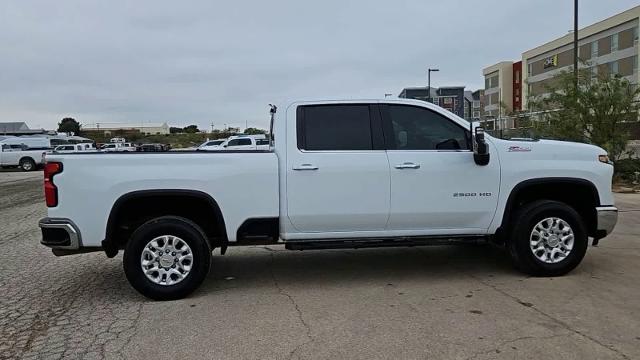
[595,206,618,239]
[39,217,81,250]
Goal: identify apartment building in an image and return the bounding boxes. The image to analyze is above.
[482,62,513,129]
[471,89,484,121]
[398,86,469,119]
[522,5,640,107]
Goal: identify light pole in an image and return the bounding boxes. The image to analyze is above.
[428,68,439,103]
[573,0,579,89]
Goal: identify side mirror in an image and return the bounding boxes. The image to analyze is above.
[473,127,490,166]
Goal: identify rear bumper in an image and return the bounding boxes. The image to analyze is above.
[595,206,618,239]
[39,217,81,249]
[39,218,104,256]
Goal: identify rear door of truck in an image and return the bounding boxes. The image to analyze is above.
[285,102,390,233]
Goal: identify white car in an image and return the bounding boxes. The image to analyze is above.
[101,143,136,152]
[197,139,226,151]
[220,135,269,150]
[39,98,617,300]
[54,143,97,153]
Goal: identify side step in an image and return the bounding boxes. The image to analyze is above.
[284,236,487,251]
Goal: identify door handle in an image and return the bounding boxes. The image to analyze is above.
[293,164,319,171]
[395,162,420,169]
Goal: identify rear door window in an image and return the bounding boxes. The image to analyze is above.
[298,105,373,151]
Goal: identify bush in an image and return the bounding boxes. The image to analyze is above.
[614,158,640,182]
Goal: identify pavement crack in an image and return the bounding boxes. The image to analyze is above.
[268,252,313,359]
[468,274,631,360]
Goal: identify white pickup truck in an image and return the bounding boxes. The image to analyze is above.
[39,99,618,300]
[1,141,49,171]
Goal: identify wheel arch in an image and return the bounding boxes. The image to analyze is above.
[18,156,36,168]
[497,177,600,242]
[103,189,228,257]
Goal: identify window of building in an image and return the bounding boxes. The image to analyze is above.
[612,33,619,52]
[298,105,372,151]
[527,63,532,76]
[472,111,480,118]
[472,100,480,108]
[634,55,638,71]
[634,26,639,41]
[609,61,619,75]
[484,74,499,89]
[515,70,520,83]
[387,105,469,150]
[591,41,598,58]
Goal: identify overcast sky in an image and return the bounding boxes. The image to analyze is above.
[1,0,638,131]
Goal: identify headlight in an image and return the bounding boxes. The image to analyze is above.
[598,154,612,164]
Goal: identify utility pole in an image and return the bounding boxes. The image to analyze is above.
[573,0,579,90]
[428,68,439,103]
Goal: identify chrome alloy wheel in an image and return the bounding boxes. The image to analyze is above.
[529,217,574,264]
[140,235,193,286]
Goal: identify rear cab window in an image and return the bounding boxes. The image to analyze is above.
[296,104,384,151]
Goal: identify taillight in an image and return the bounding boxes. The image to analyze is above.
[44,162,63,207]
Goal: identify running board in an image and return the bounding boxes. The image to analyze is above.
[284,236,487,251]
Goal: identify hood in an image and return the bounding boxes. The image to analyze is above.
[487,136,607,162]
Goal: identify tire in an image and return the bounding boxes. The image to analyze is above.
[123,216,211,300]
[19,157,36,172]
[507,200,588,277]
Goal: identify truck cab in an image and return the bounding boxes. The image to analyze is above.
[39,99,617,300]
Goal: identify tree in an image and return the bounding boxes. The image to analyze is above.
[183,125,199,133]
[169,127,183,134]
[243,127,267,135]
[58,117,81,135]
[528,66,640,160]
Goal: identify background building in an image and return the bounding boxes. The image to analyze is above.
[398,86,469,119]
[471,89,484,121]
[0,122,47,135]
[522,5,639,108]
[83,122,170,135]
[482,62,514,129]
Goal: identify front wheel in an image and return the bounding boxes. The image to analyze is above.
[508,200,588,277]
[123,216,211,300]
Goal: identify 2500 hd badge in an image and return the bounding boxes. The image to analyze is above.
[453,192,492,197]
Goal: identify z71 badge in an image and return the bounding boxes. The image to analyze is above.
[508,145,531,152]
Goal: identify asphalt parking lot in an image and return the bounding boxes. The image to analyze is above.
[0,171,639,360]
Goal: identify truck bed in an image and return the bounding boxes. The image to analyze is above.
[45,151,279,247]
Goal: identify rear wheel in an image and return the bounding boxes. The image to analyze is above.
[508,200,588,276]
[19,157,36,171]
[123,216,211,300]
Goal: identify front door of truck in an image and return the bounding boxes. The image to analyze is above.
[286,103,390,233]
[381,104,500,234]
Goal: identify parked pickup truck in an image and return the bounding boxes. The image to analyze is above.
[39,99,618,300]
[1,143,47,171]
